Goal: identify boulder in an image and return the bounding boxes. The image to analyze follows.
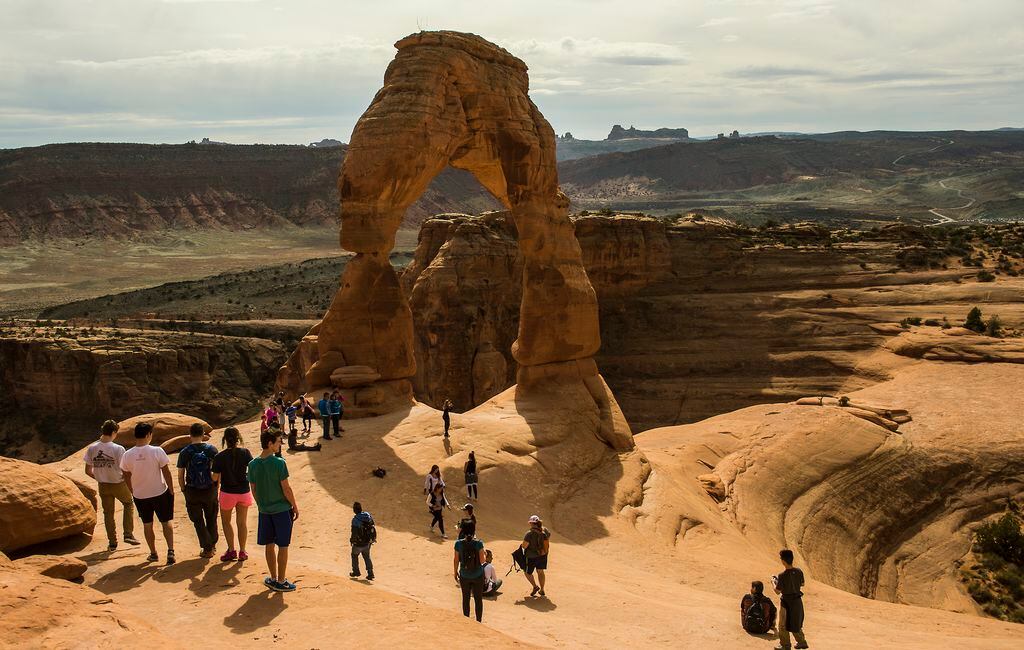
[0,457,96,553]
[160,435,192,453]
[13,554,88,581]
[330,365,382,388]
[114,413,212,447]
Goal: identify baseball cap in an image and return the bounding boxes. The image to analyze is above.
[528,514,541,524]
[463,503,474,511]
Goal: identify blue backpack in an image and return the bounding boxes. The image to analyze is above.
[185,444,214,489]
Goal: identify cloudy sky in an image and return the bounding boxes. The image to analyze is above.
[2,0,1022,148]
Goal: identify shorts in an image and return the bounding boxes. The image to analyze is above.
[526,555,548,574]
[134,489,174,524]
[219,491,255,510]
[257,509,294,547]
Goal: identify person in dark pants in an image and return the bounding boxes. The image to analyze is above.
[442,399,453,438]
[464,451,478,500]
[773,549,810,650]
[454,531,486,622]
[318,391,332,440]
[350,501,376,580]
[329,391,344,436]
[177,423,220,558]
[428,483,450,539]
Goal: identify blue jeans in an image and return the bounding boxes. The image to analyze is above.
[351,544,373,576]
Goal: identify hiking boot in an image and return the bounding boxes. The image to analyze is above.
[238,551,249,561]
[795,644,809,649]
[349,571,360,578]
[272,580,297,592]
[220,550,238,562]
[166,550,176,565]
[146,552,158,562]
[124,536,141,546]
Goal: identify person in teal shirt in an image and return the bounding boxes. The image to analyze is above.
[317,392,333,441]
[453,533,486,622]
[248,430,299,592]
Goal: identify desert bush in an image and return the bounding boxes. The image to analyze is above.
[977,270,996,282]
[964,307,986,333]
[975,514,1024,565]
[986,315,1003,338]
[924,319,941,327]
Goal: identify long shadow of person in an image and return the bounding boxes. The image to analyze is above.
[89,562,161,595]
[514,597,557,612]
[224,590,288,634]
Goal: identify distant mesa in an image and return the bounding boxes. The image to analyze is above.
[196,137,229,145]
[309,138,343,148]
[606,124,689,141]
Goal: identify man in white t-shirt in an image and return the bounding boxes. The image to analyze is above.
[83,419,140,551]
[483,549,503,596]
[120,422,176,565]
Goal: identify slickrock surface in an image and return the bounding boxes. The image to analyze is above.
[0,457,95,552]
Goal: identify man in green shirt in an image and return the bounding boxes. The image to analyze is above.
[248,430,299,593]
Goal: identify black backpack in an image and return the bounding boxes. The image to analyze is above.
[742,596,771,634]
[459,539,481,573]
[352,516,377,546]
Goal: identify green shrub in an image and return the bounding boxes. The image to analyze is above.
[964,307,986,333]
[977,270,996,282]
[986,315,1003,338]
[975,514,1024,565]
[924,319,941,327]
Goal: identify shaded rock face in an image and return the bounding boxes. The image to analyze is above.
[278,31,628,448]
[0,457,95,552]
[0,328,283,458]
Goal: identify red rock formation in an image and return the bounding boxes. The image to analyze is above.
[0,457,95,553]
[278,31,630,450]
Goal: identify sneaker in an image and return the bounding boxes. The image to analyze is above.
[221,550,238,562]
[367,574,375,581]
[200,548,215,559]
[795,644,809,650]
[108,542,118,551]
[124,536,141,546]
[530,586,540,597]
[349,571,360,578]
[166,550,176,565]
[539,590,546,597]
[441,533,448,539]
[264,577,276,589]
[238,551,249,561]
[272,580,297,592]
[146,552,158,562]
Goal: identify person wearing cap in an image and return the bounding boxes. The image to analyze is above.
[457,503,477,540]
[520,514,551,597]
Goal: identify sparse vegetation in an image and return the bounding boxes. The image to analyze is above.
[965,307,986,333]
[962,511,1024,623]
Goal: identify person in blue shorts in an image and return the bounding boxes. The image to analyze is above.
[248,429,300,592]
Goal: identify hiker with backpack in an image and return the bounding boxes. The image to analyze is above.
[428,483,451,539]
[521,515,550,597]
[248,429,300,593]
[177,422,220,558]
[464,451,478,500]
[773,549,810,650]
[741,580,777,635]
[212,426,254,562]
[453,531,487,622]
[349,501,376,580]
[458,503,477,540]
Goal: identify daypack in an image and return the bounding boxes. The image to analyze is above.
[459,539,481,574]
[352,515,377,546]
[185,445,214,489]
[742,596,773,635]
[508,547,527,575]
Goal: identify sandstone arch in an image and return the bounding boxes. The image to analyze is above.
[278,31,632,450]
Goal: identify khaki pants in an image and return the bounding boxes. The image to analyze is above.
[779,604,807,648]
[98,481,135,543]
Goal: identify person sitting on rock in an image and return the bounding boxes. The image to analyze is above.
[773,549,810,650]
[287,427,321,452]
[740,580,777,635]
[482,549,503,597]
[83,419,140,551]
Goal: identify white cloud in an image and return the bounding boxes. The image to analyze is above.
[700,17,739,28]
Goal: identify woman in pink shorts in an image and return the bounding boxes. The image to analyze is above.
[211,427,255,562]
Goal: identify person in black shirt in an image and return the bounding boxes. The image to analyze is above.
[464,451,478,500]
[772,549,809,650]
[211,427,255,562]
